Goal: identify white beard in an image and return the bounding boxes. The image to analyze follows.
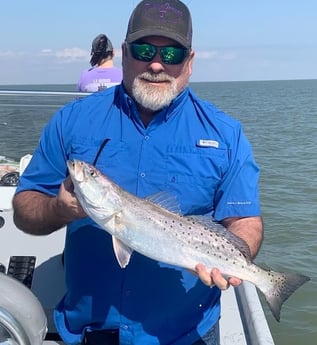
[132,72,178,111]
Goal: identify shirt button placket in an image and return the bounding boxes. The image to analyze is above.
[140,135,149,179]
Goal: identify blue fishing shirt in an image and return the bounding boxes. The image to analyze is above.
[16,85,261,345]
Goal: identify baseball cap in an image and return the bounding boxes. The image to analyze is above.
[126,0,192,49]
[91,34,113,54]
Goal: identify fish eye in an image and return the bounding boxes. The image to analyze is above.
[89,168,97,177]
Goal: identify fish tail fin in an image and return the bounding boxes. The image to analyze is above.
[259,271,310,322]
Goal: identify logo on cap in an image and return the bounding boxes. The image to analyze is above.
[143,2,184,24]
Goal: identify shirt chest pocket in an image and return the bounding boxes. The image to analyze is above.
[69,139,128,169]
[164,145,229,215]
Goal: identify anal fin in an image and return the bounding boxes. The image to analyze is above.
[112,236,134,268]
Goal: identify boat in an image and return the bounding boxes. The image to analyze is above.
[0,90,275,344]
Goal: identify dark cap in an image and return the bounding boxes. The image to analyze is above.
[91,34,113,54]
[126,0,192,49]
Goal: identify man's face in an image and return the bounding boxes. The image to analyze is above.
[122,36,194,111]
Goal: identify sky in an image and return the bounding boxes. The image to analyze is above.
[1,0,316,85]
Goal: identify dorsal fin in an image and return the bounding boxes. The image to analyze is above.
[146,191,181,214]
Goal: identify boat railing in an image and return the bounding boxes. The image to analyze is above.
[0,90,90,97]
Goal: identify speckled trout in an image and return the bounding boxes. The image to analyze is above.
[67,159,310,322]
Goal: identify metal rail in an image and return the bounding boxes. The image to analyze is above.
[0,90,90,97]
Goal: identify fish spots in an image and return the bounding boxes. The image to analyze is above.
[187,218,196,225]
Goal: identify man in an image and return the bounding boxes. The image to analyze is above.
[13,1,263,344]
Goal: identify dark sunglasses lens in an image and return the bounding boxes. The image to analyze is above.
[160,47,188,64]
[130,44,156,62]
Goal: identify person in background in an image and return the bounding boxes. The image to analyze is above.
[77,33,122,92]
[12,0,263,344]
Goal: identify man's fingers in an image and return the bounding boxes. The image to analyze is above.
[195,264,242,290]
[211,268,231,290]
[63,175,75,193]
[228,276,242,287]
[195,263,213,286]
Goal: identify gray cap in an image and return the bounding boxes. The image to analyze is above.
[126,0,192,49]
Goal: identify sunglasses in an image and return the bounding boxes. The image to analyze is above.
[128,43,189,65]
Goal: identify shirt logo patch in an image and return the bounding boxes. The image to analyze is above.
[197,139,219,148]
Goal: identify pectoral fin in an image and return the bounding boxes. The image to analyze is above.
[112,236,134,268]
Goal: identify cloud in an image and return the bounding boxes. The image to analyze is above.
[0,50,27,59]
[195,51,219,59]
[0,50,15,57]
[39,47,89,63]
[195,50,237,61]
[55,48,88,60]
[40,48,54,55]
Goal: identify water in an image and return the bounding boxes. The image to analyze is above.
[0,81,316,344]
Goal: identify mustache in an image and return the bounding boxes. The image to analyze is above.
[137,72,174,83]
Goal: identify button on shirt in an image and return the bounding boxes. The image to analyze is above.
[16,85,261,345]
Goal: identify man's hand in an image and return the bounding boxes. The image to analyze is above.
[190,217,262,290]
[195,264,242,290]
[55,175,86,221]
[13,176,87,235]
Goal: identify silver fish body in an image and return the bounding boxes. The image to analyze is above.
[67,159,310,322]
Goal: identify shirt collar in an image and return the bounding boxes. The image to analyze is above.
[118,84,190,122]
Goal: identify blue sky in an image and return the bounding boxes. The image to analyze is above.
[1,0,316,85]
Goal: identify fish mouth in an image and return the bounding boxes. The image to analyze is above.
[67,160,99,183]
[66,159,75,174]
[67,159,80,173]
[67,159,87,182]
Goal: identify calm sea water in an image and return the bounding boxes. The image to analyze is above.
[0,80,316,344]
